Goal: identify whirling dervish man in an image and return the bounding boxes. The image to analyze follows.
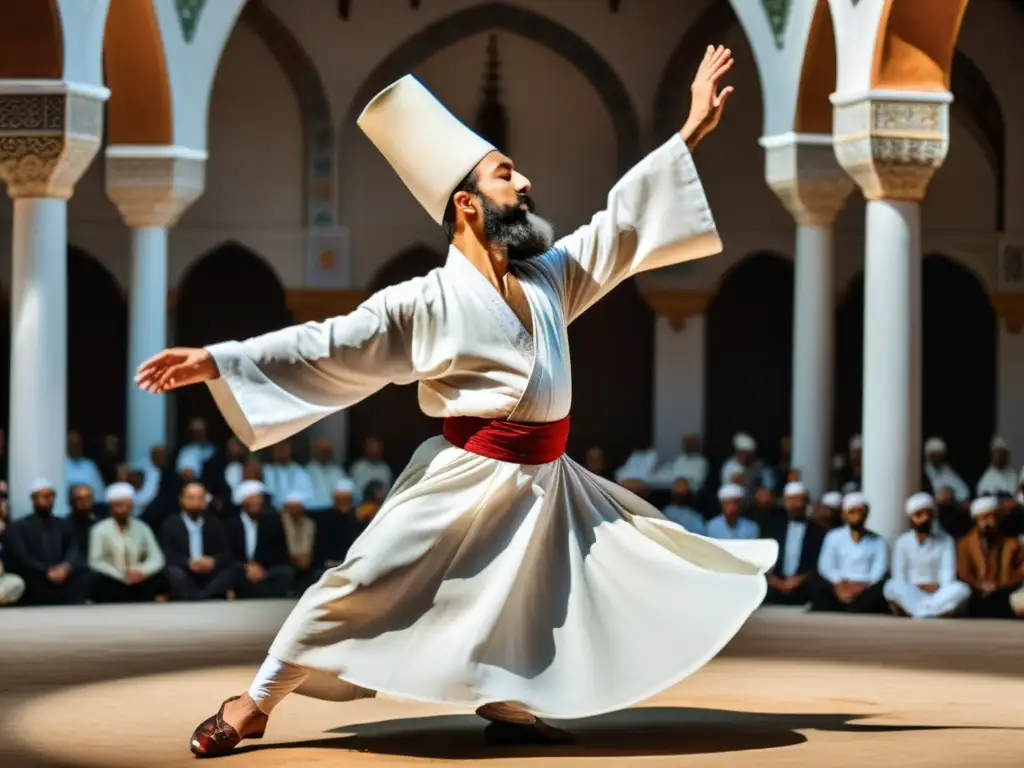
[135,44,777,757]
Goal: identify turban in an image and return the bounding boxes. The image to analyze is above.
[971,496,999,518]
[30,478,53,494]
[841,492,868,512]
[334,478,357,495]
[717,483,744,502]
[732,433,756,452]
[233,480,265,506]
[105,482,135,503]
[924,437,946,455]
[783,482,807,498]
[904,492,934,516]
[821,491,843,508]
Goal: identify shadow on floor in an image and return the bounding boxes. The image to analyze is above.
[234,706,996,760]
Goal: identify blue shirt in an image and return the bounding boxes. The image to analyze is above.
[706,514,759,540]
[662,505,706,536]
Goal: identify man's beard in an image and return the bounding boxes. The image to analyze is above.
[912,520,932,535]
[481,194,555,262]
[847,520,865,534]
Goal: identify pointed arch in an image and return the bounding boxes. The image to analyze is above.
[342,2,641,174]
[175,242,292,446]
[567,279,655,472]
[242,0,335,228]
[348,244,446,467]
[704,252,794,461]
[67,247,128,447]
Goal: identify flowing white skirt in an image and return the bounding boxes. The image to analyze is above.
[271,436,778,719]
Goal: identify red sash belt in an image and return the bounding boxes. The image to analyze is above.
[442,415,570,465]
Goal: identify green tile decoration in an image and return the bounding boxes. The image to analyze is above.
[761,0,792,49]
[175,0,207,43]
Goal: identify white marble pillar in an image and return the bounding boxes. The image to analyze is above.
[0,82,108,517]
[761,133,854,500]
[106,145,206,466]
[832,92,951,542]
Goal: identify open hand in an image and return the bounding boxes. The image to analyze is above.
[135,347,218,394]
[683,45,735,142]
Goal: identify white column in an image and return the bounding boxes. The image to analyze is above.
[652,314,706,458]
[861,201,922,542]
[106,145,206,465]
[0,83,107,518]
[832,91,950,543]
[762,133,854,500]
[9,200,69,515]
[791,225,834,499]
[126,227,169,466]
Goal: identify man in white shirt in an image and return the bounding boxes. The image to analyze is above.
[306,437,351,509]
[652,433,709,493]
[65,430,105,499]
[706,483,759,540]
[882,492,969,618]
[661,477,705,535]
[88,483,167,602]
[809,492,889,613]
[923,437,969,503]
[176,418,216,476]
[349,437,393,499]
[977,436,1017,496]
[719,433,763,501]
[614,446,659,486]
[763,482,824,605]
[262,440,314,510]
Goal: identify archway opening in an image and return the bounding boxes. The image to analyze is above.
[704,252,794,466]
[347,245,445,468]
[175,243,291,447]
[67,247,128,452]
[566,279,654,472]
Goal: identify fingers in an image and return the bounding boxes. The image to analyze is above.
[714,85,735,108]
[711,55,735,82]
[153,364,188,395]
[701,45,733,77]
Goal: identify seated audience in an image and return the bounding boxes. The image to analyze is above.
[750,484,782,531]
[7,479,91,605]
[811,490,843,531]
[809,492,888,613]
[764,482,823,605]
[661,477,705,535]
[263,440,313,510]
[837,435,862,493]
[159,481,237,601]
[719,433,762,501]
[306,437,351,509]
[707,484,759,540]
[977,436,1018,496]
[653,434,708,493]
[935,485,972,539]
[349,437,393,495]
[88,482,168,603]
[65,430,105,498]
[0,483,25,605]
[68,483,100,554]
[281,491,317,590]
[227,480,294,599]
[883,492,970,618]
[923,437,969,503]
[176,417,215,476]
[310,479,361,583]
[957,496,1024,618]
[356,481,388,524]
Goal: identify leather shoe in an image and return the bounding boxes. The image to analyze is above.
[189,696,266,757]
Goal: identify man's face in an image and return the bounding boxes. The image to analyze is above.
[109,498,133,524]
[314,438,333,462]
[243,458,263,481]
[722,499,741,519]
[844,506,868,531]
[993,447,1009,468]
[67,431,83,457]
[784,493,807,517]
[754,487,773,508]
[585,447,604,470]
[927,450,944,466]
[180,482,207,514]
[671,479,691,499]
[457,153,555,262]
[151,444,167,467]
[334,490,354,511]
[32,488,55,514]
[272,441,292,464]
[910,508,933,534]
[364,438,383,462]
[227,438,245,461]
[241,494,263,516]
[850,446,862,464]
[283,502,305,518]
[683,435,700,454]
[935,487,955,505]
[736,450,752,466]
[188,419,206,443]
[71,486,93,513]
[977,511,999,535]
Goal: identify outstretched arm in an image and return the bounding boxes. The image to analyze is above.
[545,45,734,323]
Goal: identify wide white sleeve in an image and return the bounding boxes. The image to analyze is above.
[204,279,447,450]
[542,133,721,323]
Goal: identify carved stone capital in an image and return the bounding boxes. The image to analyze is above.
[106,146,207,229]
[991,293,1024,334]
[761,134,856,227]
[287,289,369,323]
[0,83,108,199]
[640,290,709,331]
[832,94,950,203]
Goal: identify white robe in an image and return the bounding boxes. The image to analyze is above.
[882,530,970,618]
[976,465,1018,496]
[204,134,777,719]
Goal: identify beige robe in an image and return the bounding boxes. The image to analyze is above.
[205,134,778,719]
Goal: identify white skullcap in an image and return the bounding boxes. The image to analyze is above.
[991,436,1009,451]
[718,483,745,502]
[283,491,307,506]
[334,478,357,495]
[783,481,807,498]
[358,75,496,224]
[849,434,862,451]
[924,437,946,455]
[30,478,53,494]
[821,491,843,508]
[971,496,999,518]
[733,433,756,452]
[905,492,934,516]
[841,492,868,511]
[232,479,265,506]
[105,482,135,503]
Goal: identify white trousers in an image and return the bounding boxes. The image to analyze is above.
[883,579,971,618]
[0,572,25,604]
[248,655,313,714]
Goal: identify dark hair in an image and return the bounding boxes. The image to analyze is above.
[442,169,479,243]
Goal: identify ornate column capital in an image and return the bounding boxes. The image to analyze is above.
[0,81,108,199]
[761,133,856,227]
[106,146,207,229]
[831,90,951,203]
[640,290,710,331]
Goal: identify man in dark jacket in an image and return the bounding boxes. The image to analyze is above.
[159,481,239,600]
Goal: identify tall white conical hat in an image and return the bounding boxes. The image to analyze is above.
[358,75,496,224]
